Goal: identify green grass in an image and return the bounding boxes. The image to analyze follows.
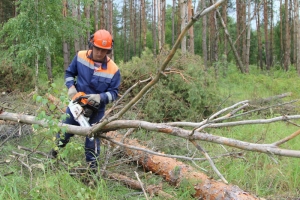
[1,59,300,199]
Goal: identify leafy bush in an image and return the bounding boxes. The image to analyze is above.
[0,60,33,92]
[118,48,221,122]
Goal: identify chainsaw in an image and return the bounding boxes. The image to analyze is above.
[68,92,99,128]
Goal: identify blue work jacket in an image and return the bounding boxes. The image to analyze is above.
[65,50,121,113]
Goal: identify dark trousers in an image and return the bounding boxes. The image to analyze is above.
[56,107,103,168]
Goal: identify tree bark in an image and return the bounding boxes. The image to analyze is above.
[0,1,3,24]
[236,0,241,62]
[180,0,187,53]
[133,0,137,56]
[161,0,166,48]
[256,1,263,70]
[123,0,128,61]
[152,0,157,55]
[141,0,146,50]
[172,0,176,46]
[296,0,300,74]
[202,0,208,69]
[94,0,99,31]
[105,131,259,199]
[187,0,194,54]
[108,0,114,59]
[100,0,106,29]
[72,1,80,53]
[264,0,270,70]
[46,51,53,84]
[241,1,246,65]
[216,9,244,73]
[284,0,290,71]
[245,0,251,73]
[280,0,283,68]
[222,1,227,59]
[62,0,69,70]
[270,0,274,66]
[157,0,162,50]
[107,172,174,199]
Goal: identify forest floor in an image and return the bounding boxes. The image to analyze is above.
[1,87,300,199]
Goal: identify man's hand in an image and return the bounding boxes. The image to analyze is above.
[86,94,101,104]
[68,86,77,100]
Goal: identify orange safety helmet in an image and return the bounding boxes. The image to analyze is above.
[92,29,113,50]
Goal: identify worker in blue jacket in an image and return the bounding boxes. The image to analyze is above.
[52,29,121,169]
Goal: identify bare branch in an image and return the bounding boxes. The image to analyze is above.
[272,129,300,146]
[190,140,228,184]
[134,171,149,200]
[2,111,300,158]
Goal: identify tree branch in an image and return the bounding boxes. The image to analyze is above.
[2,111,300,158]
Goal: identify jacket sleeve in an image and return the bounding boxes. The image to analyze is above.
[100,70,121,104]
[64,55,78,89]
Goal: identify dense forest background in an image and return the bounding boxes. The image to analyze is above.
[0,0,299,88]
[1,1,300,199]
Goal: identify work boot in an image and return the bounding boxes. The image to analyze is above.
[49,149,58,159]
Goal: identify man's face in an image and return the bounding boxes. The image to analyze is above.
[92,46,108,61]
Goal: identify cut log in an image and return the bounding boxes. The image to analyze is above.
[106,131,258,199]
[107,173,174,199]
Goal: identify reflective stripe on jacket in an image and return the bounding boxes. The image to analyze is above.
[65,50,121,111]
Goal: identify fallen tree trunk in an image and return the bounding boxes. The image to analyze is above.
[106,131,258,199]
[107,173,174,199]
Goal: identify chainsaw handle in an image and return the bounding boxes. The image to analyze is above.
[73,95,89,104]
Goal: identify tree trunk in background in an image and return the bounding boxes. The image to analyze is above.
[123,0,127,61]
[15,0,19,16]
[216,9,244,74]
[222,1,227,59]
[63,0,70,70]
[84,4,91,50]
[202,0,207,69]
[172,0,176,46]
[129,0,133,58]
[141,0,146,50]
[187,0,194,54]
[295,0,300,74]
[161,0,166,48]
[72,1,80,53]
[100,0,105,29]
[284,0,290,71]
[94,0,99,31]
[290,0,295,65]
[256,1,263,70]
[157,0,161,50]
[280,0,283,68]
[180,0,187,53]
[270,0,274,66]
[242,1,247,65]
[78,0,84,50]
[46,52,53,84]
[236,0,241,62]
[134,0,137,55]
[212,8,218,62]
[209,2,217,66]
[108,0,114,59]
[0,1,3,23]
[152,0,157,55]
[245,0,251,73]
[264,0,270,70]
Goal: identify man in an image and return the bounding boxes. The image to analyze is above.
[52,29,121,168]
